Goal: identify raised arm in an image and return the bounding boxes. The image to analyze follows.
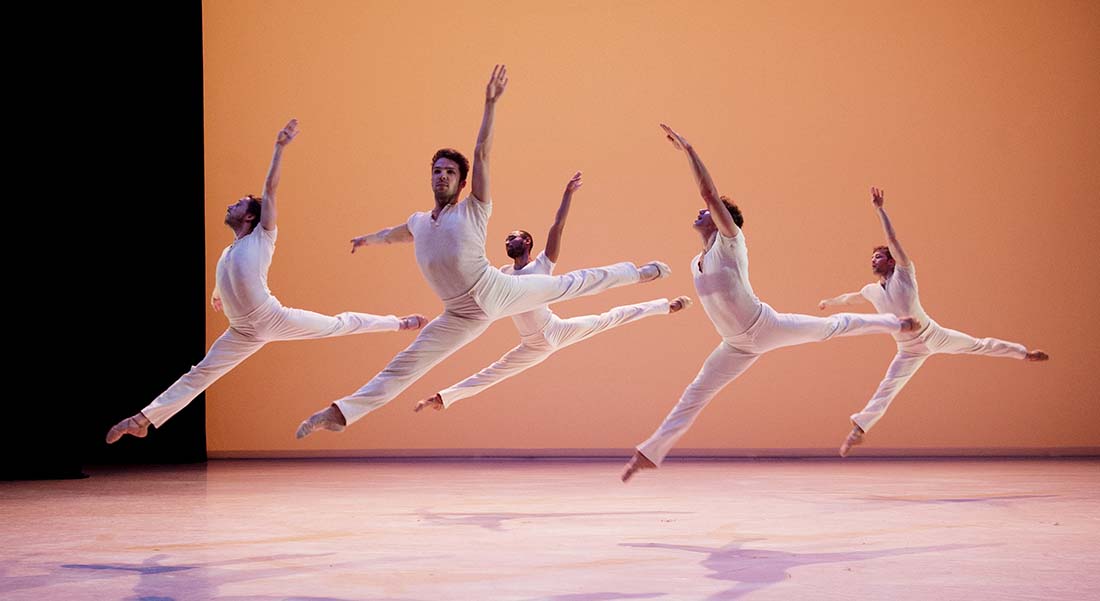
[258,119,300,231]
[818,291,866,311]
[871,187,911,267]
[660,124,739,238]
[470,65,508,203]
[544,171,583,263]
[350,223,413,253]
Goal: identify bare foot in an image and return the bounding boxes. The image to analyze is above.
[621,450,656,482]
[639,261,671,282]
[105,413,151,444]
[295,405,347,439]
[839,425,865,457]
[1025,350,1049,362]
[899,316,919,333]
[399,314,428,330]
[669,296,693,314]
[415,394,444,412]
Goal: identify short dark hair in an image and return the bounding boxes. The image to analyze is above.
[245,194,263,231]
[431,148,470,184]
[720,196,744,229]
[506,230,534,248]
[872,245,893,261]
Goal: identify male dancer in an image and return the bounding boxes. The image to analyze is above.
[106,119,425,443]
[621,125,915,481]
[296,66,669,438]
[414,171,692,413]
[818,187,1049,456]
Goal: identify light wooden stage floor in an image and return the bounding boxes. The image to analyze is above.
[3,458,1098,600]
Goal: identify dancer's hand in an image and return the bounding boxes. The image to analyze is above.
[414,394,443,412]
[485,65,508,103]
[660,123,691,151]
[398,314,427,331]
[564,171,583,196]
[871,186,885,208]
[818,300,828,310]
[350,235,369,253]
[276,119,299,146]
[211,294,223,312]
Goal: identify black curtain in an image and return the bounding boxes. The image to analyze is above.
[3,3,206,479]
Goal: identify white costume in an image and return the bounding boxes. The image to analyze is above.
[142,224,402,427]
[437,251,670,407]
[636,229,902,465]
[334,196,647,424]
[849,262,1027,432]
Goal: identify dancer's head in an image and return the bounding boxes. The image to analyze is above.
[871,245,895,276]
[225,194,262,233]
[431,149,470,204]
[692,196,744,235]
[505,230,533,259]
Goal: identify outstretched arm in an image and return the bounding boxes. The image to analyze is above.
[470,65,508,203]
[350,223,413,253]
[660,124,739,238]
[259,119,300,231]
[544,171,583,263]
[818,291,866,310]
[871,187,911,267]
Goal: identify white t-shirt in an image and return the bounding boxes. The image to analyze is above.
[692,230,763,340]
[407,195,493,301]
[860,262,930,340]
[501,250,556,337]
[216,225,277,319]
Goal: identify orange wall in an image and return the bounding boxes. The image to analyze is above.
[202,0,1100,454]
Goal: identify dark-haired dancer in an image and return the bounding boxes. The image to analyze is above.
[297,66,669,437]
[621,126,915,481]
[106,119,426,444]
[818,187,1049,457]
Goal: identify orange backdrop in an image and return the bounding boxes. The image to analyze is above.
[202,0,1099,455]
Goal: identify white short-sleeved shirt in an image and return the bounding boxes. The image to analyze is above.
[860,262,930,340]
[692,230,763,339]
[216,225,278,319]
[407,195,493,301]
[502,250,555,336]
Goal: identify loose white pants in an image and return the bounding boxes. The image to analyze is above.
[850,320,1027,431]
[142,297,401,427]
[335,262,642,423]
[636,304,902,465]
[438,298,670,407]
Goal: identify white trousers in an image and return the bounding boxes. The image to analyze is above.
[438,298,670,407]
[636,304,902,465]
[142,297,401,427]
[850,320,1027,432]
[335,262,643,423]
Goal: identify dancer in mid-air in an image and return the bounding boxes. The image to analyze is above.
[415,171,692,413]
[106,119,425,444]
[621,125,915,482]
[818,187,1049,457]
[296,66,670,438]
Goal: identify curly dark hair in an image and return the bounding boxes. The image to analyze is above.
[244,194,263,232]
[872,245,893,261]
[431,148,470,184]
[720,196,744,229]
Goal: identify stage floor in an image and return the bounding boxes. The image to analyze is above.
[3,458,1098,600]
